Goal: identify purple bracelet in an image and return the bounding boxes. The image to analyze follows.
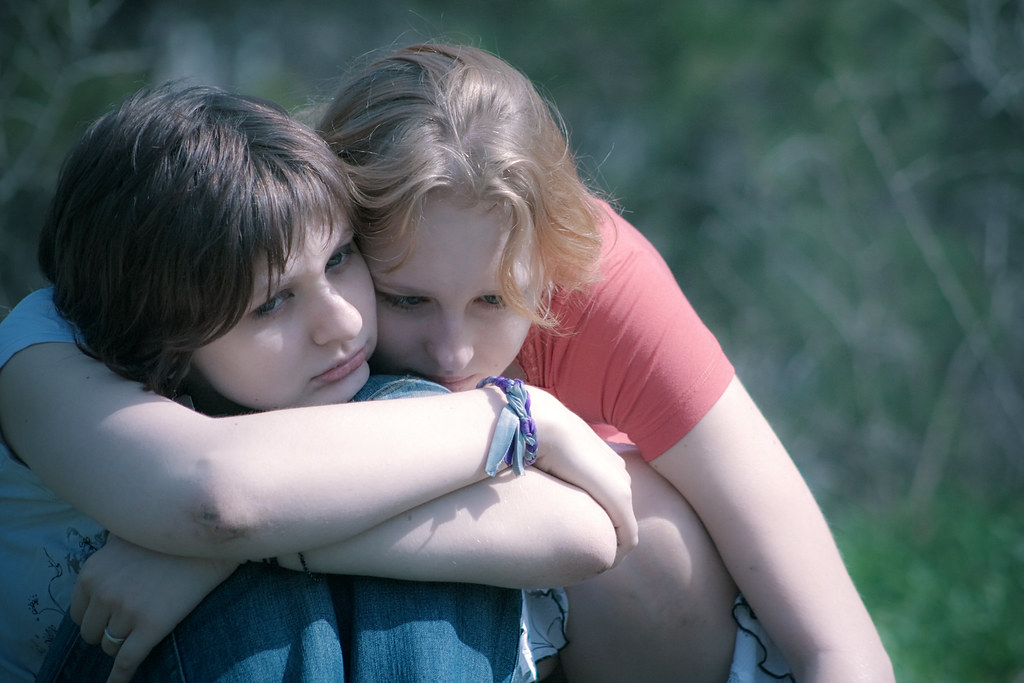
[477,376,538,476]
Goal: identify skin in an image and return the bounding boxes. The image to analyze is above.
[0,214,639,682]
[368,196,534,391]
[185,231,376,413]
[359,193,894,682]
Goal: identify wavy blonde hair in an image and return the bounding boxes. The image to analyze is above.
[317,43,602,327]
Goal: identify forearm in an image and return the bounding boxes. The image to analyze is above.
[1,343,635,564]
[717,478,892,681]
[1,344,504,558]
[284,469,618,588]
[653,378,893,682]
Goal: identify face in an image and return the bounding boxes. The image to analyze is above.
[186,221,376,413]
[364,196,535,393]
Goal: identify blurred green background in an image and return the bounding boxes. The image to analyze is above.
[2,1,1022,679]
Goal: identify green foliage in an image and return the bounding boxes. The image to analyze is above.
[2,2,1022,678]
[835,489,1024,681]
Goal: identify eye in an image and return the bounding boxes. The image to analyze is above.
[326,242,354,270]
[254,291,291,317]
[378,292,426,310]
[479,295,505,308]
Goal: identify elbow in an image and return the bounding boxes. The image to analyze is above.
[520,536,615,589]
[557,533,617,585]
[111,456,265,558]
[184,456,267,553]
[522,512,618,588]
[569,517,619,580]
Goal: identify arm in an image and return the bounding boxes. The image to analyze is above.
[650,377,894,682]
[0,342,636,560]
[70,537,238,683]
[72,467,618,683]
[287,466,619,586]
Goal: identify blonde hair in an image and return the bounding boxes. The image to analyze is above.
[317,43,602,327]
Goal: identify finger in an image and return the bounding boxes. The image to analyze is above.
[602,454,638,557]
[100,626,127,658]
[568,473,637,558]
[602,477,638,565]
[106,636,149,683]
[68,579,88,626]
[588,467,636,534]
[612,501,639,564]
[77,602,110,645]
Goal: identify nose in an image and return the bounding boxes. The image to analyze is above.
[427,316,474,374]
[311,285,363,347]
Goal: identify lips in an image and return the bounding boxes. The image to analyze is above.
[314,347,367,383]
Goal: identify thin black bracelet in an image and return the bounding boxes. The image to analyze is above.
[298,552,319,581]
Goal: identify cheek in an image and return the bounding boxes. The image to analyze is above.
[193,335,290,398]
[344,259,378,336]
[488,315,533,365]
[202,349,260,389]
[372,312,420,364]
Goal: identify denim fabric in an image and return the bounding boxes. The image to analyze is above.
[347,577,521,683]
[36,563,346,682]
[352,374,448,402]
[36,376,522,681]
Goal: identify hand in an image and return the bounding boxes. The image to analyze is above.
[70,534,238,683]
[526,388,638,565]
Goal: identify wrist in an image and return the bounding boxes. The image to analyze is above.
[477,376,538,475]
[525,387,584,457]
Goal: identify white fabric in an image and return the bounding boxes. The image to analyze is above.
[516,588,569,682]
[728,595,793,682]
[0,288,106,682]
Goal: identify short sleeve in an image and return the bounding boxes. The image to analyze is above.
[517,204,734,460]
[0,288,77,371]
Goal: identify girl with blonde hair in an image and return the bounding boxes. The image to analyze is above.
[312,43,893,682]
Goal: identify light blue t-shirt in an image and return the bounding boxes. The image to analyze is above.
[0,288,107,682]
[0,288,77,367]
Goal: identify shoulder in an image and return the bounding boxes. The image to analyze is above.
[0,288,77,372]
[592,201,675,281]
[522,202,734,457]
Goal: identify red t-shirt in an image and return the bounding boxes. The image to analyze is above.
[516,201,734,461]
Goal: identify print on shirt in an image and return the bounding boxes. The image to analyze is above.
[27,527,107,655]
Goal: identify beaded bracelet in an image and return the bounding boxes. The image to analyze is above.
[262,553,319,581]
[298,552,319,582]
[477,376,538,476]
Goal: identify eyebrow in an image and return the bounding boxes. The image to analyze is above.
[251,228,354,303]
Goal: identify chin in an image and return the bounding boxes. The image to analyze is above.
[331,364,371,404]
[438,376,485,393]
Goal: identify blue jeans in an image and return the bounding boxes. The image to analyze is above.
[36,376,522,681]
[37,564,521,681]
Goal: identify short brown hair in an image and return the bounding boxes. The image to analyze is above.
[39,85,356,396]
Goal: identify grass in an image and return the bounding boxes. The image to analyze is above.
[833,488,1024,682]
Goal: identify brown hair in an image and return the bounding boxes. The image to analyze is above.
[317,43,602,327]
[39,85,356,396]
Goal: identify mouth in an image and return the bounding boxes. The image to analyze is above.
[313,347,368,384]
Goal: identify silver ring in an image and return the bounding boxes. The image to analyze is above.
[103,627,126,647]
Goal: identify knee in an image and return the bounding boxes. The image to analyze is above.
[605,454,737,609]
